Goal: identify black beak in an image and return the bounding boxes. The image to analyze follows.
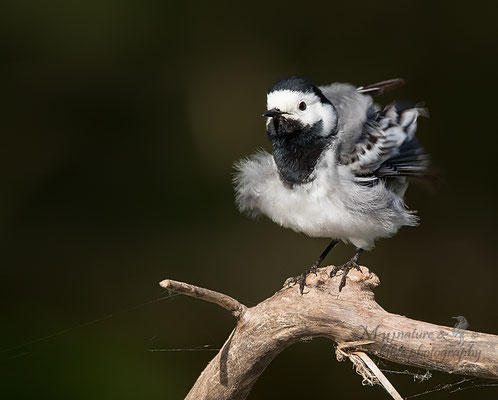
[262,108,285,118]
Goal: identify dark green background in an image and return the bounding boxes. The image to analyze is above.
[1,1,497,399]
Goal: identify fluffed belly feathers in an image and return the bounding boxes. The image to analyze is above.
[234,150,417,250]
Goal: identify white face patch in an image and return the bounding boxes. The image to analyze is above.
[266,89,337,136]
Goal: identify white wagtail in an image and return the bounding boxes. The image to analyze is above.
[234,77,429,292]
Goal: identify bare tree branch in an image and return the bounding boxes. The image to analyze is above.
[161,266,498,400]
[160,279,246,318]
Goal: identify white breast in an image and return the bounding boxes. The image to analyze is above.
[234,149,417,250]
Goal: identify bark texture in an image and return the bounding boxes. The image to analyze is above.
[160,266,498,400]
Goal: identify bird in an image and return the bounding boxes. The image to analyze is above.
[233,76,429,293]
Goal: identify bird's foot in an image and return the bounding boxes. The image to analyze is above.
[285,272,307,295]
[285,240,339,294]
[310,260,320,275]
[330,260,362,292]
[286,264,319,294]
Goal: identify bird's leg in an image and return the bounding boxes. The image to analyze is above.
[287,239,339,294]
[310,239,340,275]
[330,248,364,292]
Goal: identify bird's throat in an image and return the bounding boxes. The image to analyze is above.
[268,120,331,187]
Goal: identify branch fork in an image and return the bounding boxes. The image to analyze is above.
[160,266,498,399]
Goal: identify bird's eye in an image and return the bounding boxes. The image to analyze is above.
[298,101,307,111]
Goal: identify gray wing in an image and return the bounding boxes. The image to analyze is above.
[319,82,373,124]
[318,82,374,154]
[318,79,406,155]
[319,78,405,116]
[339,103,429,181]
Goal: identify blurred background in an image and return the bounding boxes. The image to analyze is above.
[1,1,497,399]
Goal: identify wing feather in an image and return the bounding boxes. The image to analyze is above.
[339,103,429,180]
[357,78,406,97]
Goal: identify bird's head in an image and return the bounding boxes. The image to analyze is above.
[262,77,339,186]
[264,77,338,140]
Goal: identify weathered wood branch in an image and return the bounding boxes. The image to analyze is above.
[160,266,498,399]
[160,279,246,318]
